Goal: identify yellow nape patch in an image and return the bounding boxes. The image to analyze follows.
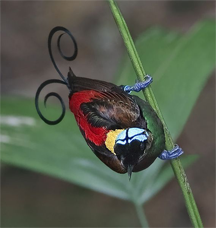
[105,129,124,155]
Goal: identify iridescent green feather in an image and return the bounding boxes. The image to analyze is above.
[133,96,165,157]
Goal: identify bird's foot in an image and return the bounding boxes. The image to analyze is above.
[158,144,184,160]
[122,75,153,94]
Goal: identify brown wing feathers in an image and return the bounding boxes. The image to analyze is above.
[68,68,146,130]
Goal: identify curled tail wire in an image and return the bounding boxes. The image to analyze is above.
[35,26,78,125]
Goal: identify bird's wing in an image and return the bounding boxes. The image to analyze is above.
[80,90,141,129]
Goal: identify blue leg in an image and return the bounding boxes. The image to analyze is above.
[122,75,153,94]
[158,144,184,160]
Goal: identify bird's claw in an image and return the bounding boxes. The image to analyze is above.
[122,75,153,94]
[158,144,184,160]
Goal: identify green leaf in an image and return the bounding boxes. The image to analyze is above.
[116,20,215,140]
[1,97,197,203]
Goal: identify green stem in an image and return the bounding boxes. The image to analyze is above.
[134,203,149,228]
[108,1,203,227]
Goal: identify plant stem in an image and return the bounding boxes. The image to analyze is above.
[108,0,203,227]
[134,203,149,228]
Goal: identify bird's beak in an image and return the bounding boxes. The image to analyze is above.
[127,164,134,180]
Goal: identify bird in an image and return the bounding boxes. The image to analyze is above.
[35,26,183,179]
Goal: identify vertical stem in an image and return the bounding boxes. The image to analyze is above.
[108,0,203,227]
[134,203,149,228]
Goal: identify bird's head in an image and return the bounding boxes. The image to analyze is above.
[114,128,151,179]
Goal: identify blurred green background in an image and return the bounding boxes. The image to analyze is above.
[1,1,215,227]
